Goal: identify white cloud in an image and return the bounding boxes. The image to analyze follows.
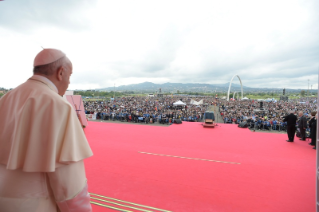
[0,0,318,90]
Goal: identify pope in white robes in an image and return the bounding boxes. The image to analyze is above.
[0,49,93,212]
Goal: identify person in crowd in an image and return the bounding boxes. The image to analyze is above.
[283,110,297,142]
[298,111,307,141]
[309,111,317,149]
[0,49,93,212]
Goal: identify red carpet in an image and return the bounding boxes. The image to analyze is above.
[84,121,316,212]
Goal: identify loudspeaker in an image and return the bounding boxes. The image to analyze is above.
[238,122,248,128]
[174,119,182,124]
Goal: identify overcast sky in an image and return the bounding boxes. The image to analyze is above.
[0,0,318,90]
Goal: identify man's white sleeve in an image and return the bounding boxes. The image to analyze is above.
[47,160,92,212]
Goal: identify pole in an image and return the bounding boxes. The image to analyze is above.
[308,79,309,102]
[316,72,319,212]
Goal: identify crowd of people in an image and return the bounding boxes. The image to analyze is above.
[84,96,213,124]
[84,95,317,149]
[218,98,317,129]
[218,97,317,149]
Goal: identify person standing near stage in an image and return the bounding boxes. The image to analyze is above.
[298,111,307,141]
[283,110,297,142]
[309,112,317,149]
[0,49,93,212]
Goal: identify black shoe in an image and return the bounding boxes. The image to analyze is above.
[299,139,305,141]
[313,147,316,149]
[286,140,293,142]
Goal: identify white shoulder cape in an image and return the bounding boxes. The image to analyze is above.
[0,77,93,172]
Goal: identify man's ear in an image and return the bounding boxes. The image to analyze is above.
[56,66,64,81]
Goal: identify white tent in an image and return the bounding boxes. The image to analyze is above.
[242,97,249,101]
[173,100,186,106]
[190,99,203,105]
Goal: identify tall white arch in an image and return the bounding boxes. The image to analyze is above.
[227,75,243,101]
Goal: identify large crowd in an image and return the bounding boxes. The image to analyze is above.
[84,96,317,130]
[218,97,317,132]
[84,96,213,124]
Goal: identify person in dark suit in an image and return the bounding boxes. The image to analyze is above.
[309,111,317,149]
[283,111,297,142]
[298,111,307,141]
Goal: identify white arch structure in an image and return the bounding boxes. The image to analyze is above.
[227,75,243,101]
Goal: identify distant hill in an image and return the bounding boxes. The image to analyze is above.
[94,82,301,93]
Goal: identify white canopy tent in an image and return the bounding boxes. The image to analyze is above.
[190,99,203,105]
[173,100,186,106]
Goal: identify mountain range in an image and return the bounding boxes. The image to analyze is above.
[93,82,302,93]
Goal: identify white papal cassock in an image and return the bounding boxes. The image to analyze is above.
[0,75,93,212]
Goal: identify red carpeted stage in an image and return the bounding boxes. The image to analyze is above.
[84,121,316,212]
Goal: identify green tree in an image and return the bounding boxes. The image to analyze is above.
[300,90,306,97]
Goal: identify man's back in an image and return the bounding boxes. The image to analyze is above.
[283,113,297,126]
[0,48,94,212]
[0,76,92,212]
[0,78,91,170]
[298,115,307,128]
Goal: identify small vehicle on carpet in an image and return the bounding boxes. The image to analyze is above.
[203,111,216,128]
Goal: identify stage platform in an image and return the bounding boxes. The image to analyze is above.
[84,121,316,212]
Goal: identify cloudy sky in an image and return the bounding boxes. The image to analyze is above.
[0,0,318,90]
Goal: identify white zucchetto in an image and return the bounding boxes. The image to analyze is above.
[34,48,66,67]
